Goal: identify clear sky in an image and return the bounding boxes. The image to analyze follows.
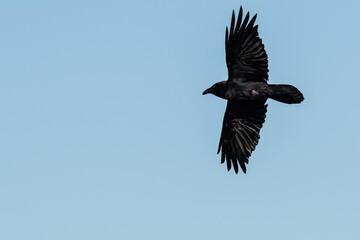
[1,0,359,239]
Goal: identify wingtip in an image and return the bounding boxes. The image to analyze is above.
[230,11,236,34]
[248,13,257,28]
[240,161,247,174]
[239,6,243,15]
[226,158,232,171]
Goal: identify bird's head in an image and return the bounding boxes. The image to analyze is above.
[202,81,228,99]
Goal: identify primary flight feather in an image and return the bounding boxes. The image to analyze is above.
[203,6,304,174]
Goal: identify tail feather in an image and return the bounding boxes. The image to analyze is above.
[269,84,304,104]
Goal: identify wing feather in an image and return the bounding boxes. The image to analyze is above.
[225,7,269,83]
[218,100,267,173]
[235,7,243,31]
[230,10,236,36]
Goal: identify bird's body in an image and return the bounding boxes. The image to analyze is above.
[205,81,303,103]
[205,81,272,100]
[203,6,304,174]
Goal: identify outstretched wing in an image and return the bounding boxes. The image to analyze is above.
[225,7,269,83]
[218,100,267,174]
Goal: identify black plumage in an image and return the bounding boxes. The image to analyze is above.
[203,7,304,174]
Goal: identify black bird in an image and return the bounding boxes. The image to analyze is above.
[203,7,304,174]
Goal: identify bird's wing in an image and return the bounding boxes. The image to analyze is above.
[225,7,269,83]
[218,100,267,174]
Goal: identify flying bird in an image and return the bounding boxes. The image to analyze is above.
[203,6,304,174]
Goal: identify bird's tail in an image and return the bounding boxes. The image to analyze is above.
[269,84,304,104]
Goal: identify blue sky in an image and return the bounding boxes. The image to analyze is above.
[1,0,359,239]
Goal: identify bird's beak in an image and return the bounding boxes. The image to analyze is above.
[202,88,212,95]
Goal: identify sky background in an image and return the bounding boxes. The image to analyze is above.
[1,0,359,239]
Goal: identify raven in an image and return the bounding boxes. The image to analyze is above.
[203,7,304,174]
